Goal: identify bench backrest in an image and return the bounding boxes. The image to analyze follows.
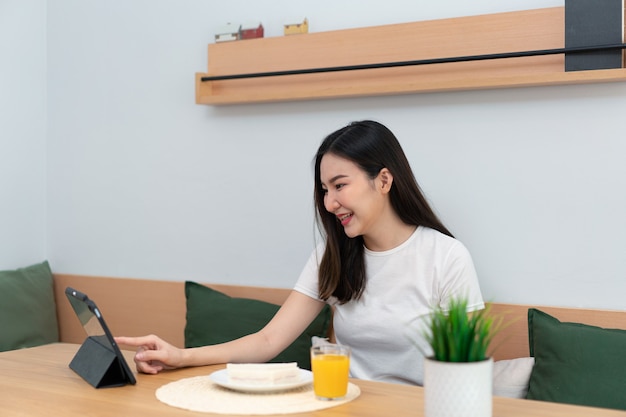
[54,274,626,361]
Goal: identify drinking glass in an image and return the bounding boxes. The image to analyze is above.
[310,344,351,400]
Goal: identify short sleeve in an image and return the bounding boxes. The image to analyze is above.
[439,240,484,312]
[293,245,323,301]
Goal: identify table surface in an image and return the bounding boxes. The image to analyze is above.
[2,343,626,417]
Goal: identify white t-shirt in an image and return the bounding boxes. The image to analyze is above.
[294,226,484,386]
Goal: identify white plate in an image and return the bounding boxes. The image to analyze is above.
[209,368,313,393]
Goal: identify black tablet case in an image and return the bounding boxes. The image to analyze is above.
[65,287,136,388]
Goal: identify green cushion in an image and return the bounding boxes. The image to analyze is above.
[0,261,59,352]
[184,281,331,370]
[526,308,626,410]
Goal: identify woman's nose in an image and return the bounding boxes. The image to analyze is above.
[324,193,340,212]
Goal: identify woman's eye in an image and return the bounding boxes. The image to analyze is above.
[336,184,345,190]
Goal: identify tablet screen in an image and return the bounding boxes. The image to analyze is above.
[65,289,115,350]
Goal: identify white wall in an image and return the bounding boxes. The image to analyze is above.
[9,0,625,310]
[0,0,47,269]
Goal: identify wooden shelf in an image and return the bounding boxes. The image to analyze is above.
[195,7,626,105]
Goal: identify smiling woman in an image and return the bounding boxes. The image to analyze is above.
[295,120,484,385]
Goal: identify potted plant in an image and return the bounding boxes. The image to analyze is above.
[422,297,501,417]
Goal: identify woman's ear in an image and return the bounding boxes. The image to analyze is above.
[378,168,393,194]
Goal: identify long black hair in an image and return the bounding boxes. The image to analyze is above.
[314,120,452,303]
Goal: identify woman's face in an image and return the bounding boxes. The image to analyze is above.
[319,153,387,240]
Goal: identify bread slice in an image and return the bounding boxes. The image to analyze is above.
[226,363,300,386]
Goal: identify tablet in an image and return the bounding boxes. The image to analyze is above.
[65,287,136,387]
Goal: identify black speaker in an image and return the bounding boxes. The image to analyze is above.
[565,0,624,71]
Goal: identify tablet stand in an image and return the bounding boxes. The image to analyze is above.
[70,336,129,388]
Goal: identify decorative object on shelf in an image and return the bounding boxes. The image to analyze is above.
[214,23,240,43]
[284,17,308,35]
[196,6,626,105]
[240,22,264,40]
[422,297,502,417]
[565,0,624,71]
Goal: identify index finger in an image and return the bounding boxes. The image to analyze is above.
[115,335,159,347]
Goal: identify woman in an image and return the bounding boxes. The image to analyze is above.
[117,120,484,385]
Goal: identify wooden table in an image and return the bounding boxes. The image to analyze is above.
[2,343,626,417]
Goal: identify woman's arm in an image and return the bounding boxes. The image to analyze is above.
[116,290,325,374]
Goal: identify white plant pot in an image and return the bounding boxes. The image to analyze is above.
[423,357,493,417]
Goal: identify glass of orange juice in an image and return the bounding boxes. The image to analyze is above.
[310,344,351,400]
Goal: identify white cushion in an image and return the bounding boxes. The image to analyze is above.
[493,357,535,398]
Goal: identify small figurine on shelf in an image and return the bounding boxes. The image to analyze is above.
[215,23,240,43]
[284,17,308,35]
[240,22,264,40]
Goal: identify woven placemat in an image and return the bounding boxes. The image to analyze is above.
[156,375,361,415]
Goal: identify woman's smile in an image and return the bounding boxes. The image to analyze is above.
[338,212,353,226]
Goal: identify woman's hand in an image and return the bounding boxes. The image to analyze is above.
[115,335,184,374]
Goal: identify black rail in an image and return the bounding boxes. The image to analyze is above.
[200,43,626,82]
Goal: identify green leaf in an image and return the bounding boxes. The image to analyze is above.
[424,296,501,362]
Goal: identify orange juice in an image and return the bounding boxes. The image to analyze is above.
[311,352,350,399]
